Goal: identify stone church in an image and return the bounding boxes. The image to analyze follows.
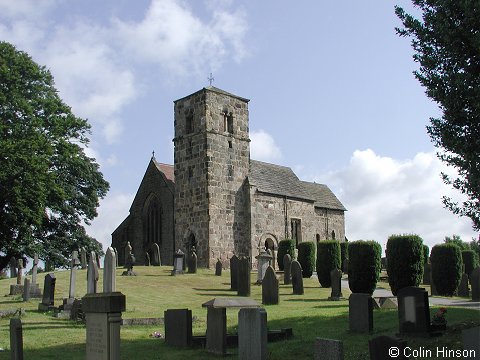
[111,86,346,268]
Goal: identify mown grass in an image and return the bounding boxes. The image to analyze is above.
[0,266,478,360]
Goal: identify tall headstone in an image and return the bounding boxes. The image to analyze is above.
[230,255,239,291]
[368,336,408,360]
[9,257,17,278]
[283,254,292,285]
[104,248,116,293]
[471,267,480,301]
[124,241,132,267]
[329,268,343,300]
[10,318,23,360]
[16,258,24,285]
[22,278,31,302]
[462,327,480,360]
[237,256,251,297]
[69,251,80,299]
[206,307,227,356]
[262,266,279,305]
[80,247,87,269]
[87,251,99,294]
[238,308,267,360]
[457,273,469,297]
[349,293,373,333]
[291,260,304,295]
[215,259,222,276]
[38,273,56,311]
[397,287,430,335]
[151,243,161,266]
[314,338,344,360]
[29,254,42,297]
[171,249,185,275]
[113,248,119,268]
[187,248,197,274]
[255,250,272,284]
[164,309,193,347]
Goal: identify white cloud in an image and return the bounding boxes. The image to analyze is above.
[314,149,476,250]
[0,0,57,20]
[250,129,282,162]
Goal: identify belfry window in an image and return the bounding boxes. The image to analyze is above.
[223,111,234,134]
[186,115,194,134]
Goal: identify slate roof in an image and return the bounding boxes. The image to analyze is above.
[153,160,174,182]
[300,181,346,211]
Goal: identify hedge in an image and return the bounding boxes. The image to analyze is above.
[461,250,479,277]
[386,234,424,295]
[431,243,463,296]
[298,242,316,278]
[348,240,382,294]
[340,242,349,272]
[277,239,296,270]
[316,240,341,287]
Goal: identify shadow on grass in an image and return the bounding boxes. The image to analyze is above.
[192,288,233,292]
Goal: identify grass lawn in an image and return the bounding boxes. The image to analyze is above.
[0,266,478,359]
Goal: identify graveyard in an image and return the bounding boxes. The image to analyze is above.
[0,263,478,360]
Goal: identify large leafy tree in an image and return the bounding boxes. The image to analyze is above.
[0,41,109,271]
[395,1,480,230]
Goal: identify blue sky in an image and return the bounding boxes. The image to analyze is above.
[1,0,476,252]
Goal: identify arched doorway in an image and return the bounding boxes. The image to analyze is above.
[259,234,278,270]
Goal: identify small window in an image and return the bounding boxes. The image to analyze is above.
[331,230,336,240]
[316,234,321,243]
[227,112,234,134]
[228,140,232,149]
[291,219,302,247]
[188,166,193,179]
[186,115,194,134]
[228,165,234,177]
[187,140,192,157]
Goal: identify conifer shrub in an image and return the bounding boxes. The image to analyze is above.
[277,239,296,270]
[461,249,479,277]
[431,243,463,296]
[423,244,429,264]
[340,241,349,271]
[386,234,424,295]
[316,240,341,287]
[298,242,316,278]
[348,240,382,294]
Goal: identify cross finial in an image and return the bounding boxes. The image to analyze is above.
[152,150,155,159]
[208,72,214,86]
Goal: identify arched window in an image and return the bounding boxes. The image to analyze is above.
[331,230,336,240]
[143,195,162,251]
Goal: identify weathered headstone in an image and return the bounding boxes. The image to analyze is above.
[187,249,197,274]
[314,338,344,360]
[122,249,136,276]
[124,241,132,266]
[145,252,151,266]
[262,266,279,305]
[22,278,31,302]
[215,259,222,276]
[171,249,185,275]
[462,326,480,360]
[87,251,99,294]
[397,287,430,335]
[283,254,292,285]
[38,273,56,311]
[457,273,469,297]
[379,297,398,309]
[206,307,227,356]
[237,256,251,297]
[368,335,407,360]
[104,248,116,292]
[291,260,304,295]
[422,263,431,285]
[329,268,343,300]
[471,267,480,301]
[349,293,373,333]
[238,308,267,360]
[16,258,24,285]
[255,250,272,284]
[10,318,23,360]
[69,251,80,299]
[164,309,192,347]
[151,243,161,266]
[9,257,17,278]
[29,254,41,297]
[230,255,239,291]
[80,247,87,269]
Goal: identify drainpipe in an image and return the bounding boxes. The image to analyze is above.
[284,196,288,239]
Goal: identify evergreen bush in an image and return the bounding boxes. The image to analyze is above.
[423,244,429,264]
[386,234,424,295]
[277,239,296,270]
[340,242,349,272]
[348,240,382,294]
[431,243,463,296]
[298,242,316,278]
[461,249,479,277]
[316,241,341,287]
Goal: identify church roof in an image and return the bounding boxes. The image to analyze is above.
[174,86,250,103]
[153,160,174,182]
[300,181,346,211]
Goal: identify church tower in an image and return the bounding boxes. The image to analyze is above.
[173,87,251,268]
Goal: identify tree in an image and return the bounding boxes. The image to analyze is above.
[0,41,109,271]
[395,1,480,230]
[444,234,470,251]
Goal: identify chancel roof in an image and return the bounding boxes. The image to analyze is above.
[153,160,174,182]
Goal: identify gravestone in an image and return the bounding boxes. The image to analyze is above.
[368,335,407,360]
[291,260,304,295]
[471,267,480,301]
[329,268,343,300]
[230,255,239,291]
[145,253,151,266]
[122,249,136,276]
[151,243,161,266]
[96,252,101,269]
[349,293,373,333]
[215,259,222,276]
[237,256,251,297]
[164,309,192,347]
[10,257,17,278]
[171,249,185,275]
[422,263,431,285]
[397,287,430,335]
[9,258,24,295]
[187,248,197,274]
[10,318,23,360]
[69,251,80,299]
[38,273,56,311]
[87,251,99,294]
[17,258,24,285]
[124,241,132,267]
[104,248,116,292]
[238,308,267,360]
[462,327,480,359]
[255,250,272,284]
[457,273,469,297]
[29,254,41,297]
[80,247,87,269]
[314,338,344,360]
[206,307,227,356]
[283,254,292,285]
[22,278,31,302]
[262,266,279,305]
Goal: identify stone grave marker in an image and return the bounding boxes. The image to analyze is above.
[69,251,80,299]
[187,248,197,274]
[122,249,136,276]
[151,243,161,266]
[17,258,24,285]
[314,338,344,360]
[349,293,373,333]
[9,259,24,295]
[38,273,56,311]
[379,297,398,309]
[104,248,116,292]
[87,251,99,294]
[22,278,31,302]
[422,263,431,285]
[29,254,41,297]
[238,308,267,360]
[206,307,227,355]
[237,256,251,297]
[10,318,23,360]
[471,267,480,301]
[329,268,343,300]
[215,259,222,276]
[230,255,239,291]
[397,286,430,335]
[10,257,17,278]
[124,241,132,267]
[80,247,87,269]
[262,266,279,305]
[164,309,192,347]
[283,254,292,285]
[255,250,272,284]
[368,335,407,360]
[145,252,151,266]
[171,249,185,275]
[457,273,469,297]
[462,326,480,359]
[291,260,304,295]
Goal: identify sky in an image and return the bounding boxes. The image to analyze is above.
[0,0,477,253]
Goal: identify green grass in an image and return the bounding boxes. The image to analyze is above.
[0,267,478,359]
